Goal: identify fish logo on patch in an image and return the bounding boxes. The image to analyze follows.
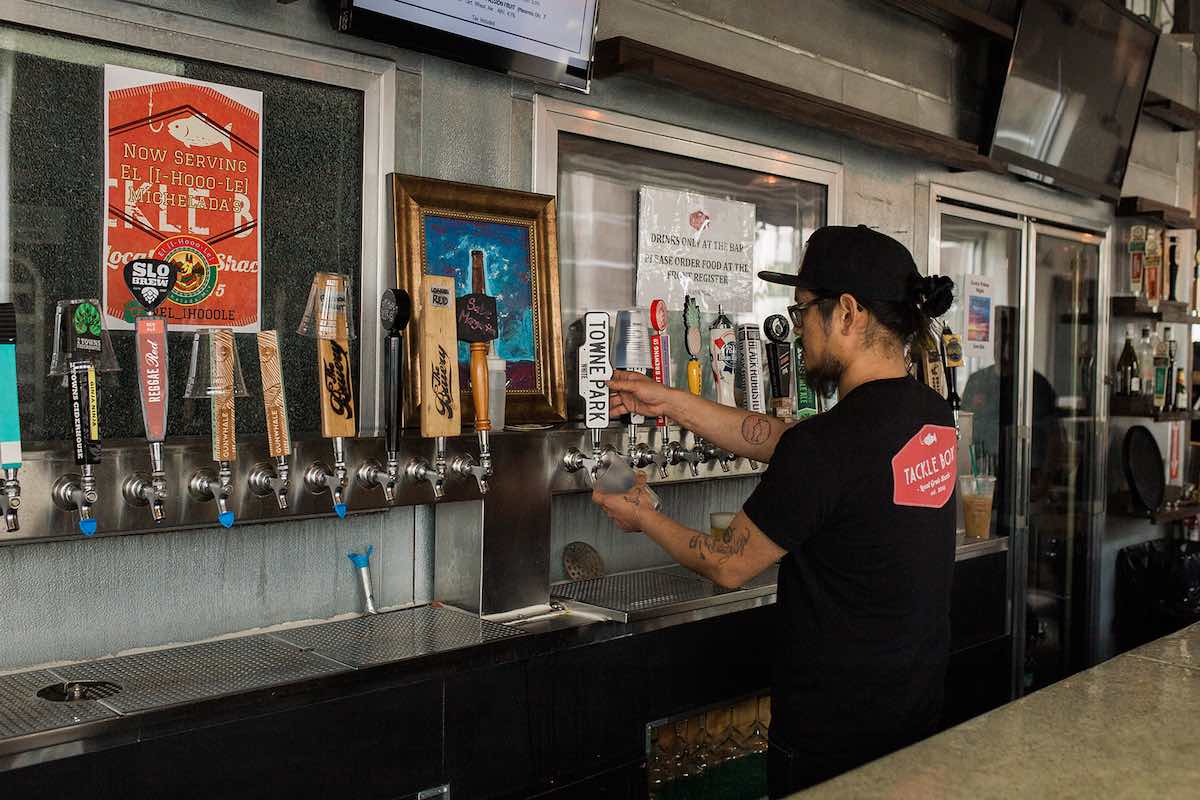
[922,432,938,446]
[168,115,232,151]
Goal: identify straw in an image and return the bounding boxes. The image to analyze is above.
[969,444,978,479]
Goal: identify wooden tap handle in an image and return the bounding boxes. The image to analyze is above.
[419,275,461,438]
[318,337,357,439]
[211,330,237,463]
[257,331,291,459]
[470,342,490,431]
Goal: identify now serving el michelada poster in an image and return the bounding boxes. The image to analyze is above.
[103,65,263,332]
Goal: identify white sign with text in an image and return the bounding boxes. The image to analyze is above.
[635,186,756,313]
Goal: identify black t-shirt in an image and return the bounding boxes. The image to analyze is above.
[743,376,957,752]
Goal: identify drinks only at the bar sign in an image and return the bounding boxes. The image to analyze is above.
[635,186,756,313]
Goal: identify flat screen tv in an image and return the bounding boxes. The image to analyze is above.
[336,0,599,92]
[987,0,1158,202]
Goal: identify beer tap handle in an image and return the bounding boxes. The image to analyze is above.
[0,304,22,532]
[210,330,237,528]
[68,362,101,535]
[134,315,170,522]
[256,331,292,509]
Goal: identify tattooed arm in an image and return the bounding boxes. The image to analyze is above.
[607,370,793,461]
[593,476,785,589]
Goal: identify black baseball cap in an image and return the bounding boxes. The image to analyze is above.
[759,225,920,303]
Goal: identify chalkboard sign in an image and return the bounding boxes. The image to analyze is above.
[456,292,498,343]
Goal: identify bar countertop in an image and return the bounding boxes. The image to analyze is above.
[799,623,1200,798]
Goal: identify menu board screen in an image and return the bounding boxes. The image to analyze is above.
[348,0,598,90]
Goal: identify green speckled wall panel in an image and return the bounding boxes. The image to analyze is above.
[2,29,364,445]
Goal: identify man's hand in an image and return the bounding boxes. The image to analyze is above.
[592,473,656,532]
[608,370,674,419]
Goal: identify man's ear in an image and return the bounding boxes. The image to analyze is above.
[837,294,860,336]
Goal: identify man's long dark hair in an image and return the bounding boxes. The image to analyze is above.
[819,274,955,350]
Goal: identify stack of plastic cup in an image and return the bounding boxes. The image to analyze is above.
[613,308,651,372]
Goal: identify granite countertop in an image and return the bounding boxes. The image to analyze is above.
[799,623,1200,798]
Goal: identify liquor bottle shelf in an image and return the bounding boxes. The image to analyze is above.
[1109,394,1196,421]
[1110,297,1195,324]
[1115,196,1199,229]
[1110,488,1200,524]
[1141,90,1200,133]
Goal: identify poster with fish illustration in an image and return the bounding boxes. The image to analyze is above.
[102,65,262,332]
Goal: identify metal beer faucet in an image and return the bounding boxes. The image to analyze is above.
[358,290,411,503]
[300,272,356,519]
[408,275,460,500]
[124,315,171,523]
[49,299,118,536]
[186,329,241,529]
[447,250,498,494]
[249,331,292,510]
[564,312,614,483]
[0,303,22,532]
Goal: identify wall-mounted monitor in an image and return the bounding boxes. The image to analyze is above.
[987,0,1158,202]
[336,0,599,92]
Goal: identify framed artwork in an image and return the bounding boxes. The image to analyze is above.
[392,174,566,424]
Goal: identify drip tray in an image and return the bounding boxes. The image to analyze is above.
[271,605,525,668]
[551,565,777,623]
[50,634,348,714]
[0,670,119,740]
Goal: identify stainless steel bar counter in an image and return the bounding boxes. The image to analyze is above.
[799,622,1200,798]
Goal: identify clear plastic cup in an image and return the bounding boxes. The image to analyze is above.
[709,512,736,541]
[961,475,996,540]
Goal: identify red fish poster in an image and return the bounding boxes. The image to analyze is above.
[103,65,262,331]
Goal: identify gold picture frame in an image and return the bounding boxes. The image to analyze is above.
[392,173,566,425]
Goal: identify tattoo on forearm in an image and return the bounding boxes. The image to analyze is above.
[740,414,772,445]
[688,524,751,565]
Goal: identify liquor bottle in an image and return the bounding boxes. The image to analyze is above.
[1145,228,1163,305]
[1116,325,1139,397]
[1154,329,1172,411]
[1168,236,1180,302]
[1129,225,1146,297]
[1166,327,1178,411]
[1175,367,1188,412]
[1192,249,1200,315]
[1136,326,1155,398]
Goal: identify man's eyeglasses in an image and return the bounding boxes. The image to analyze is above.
[787,297,828,328]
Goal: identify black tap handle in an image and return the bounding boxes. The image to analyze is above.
[384,333,404,452]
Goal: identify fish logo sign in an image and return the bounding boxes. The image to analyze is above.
[168,115,233,152]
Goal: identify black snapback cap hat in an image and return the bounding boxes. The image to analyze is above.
[759,225,921,303]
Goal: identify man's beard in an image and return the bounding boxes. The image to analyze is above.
[805,351,844,399]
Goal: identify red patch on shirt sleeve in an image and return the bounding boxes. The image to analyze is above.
[891,425,958,508]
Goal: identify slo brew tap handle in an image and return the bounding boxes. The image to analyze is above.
[131,316,171,523]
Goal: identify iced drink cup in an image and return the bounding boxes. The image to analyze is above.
[961,475,996,540]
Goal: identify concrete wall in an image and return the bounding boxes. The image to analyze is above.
[1,0,1195,671]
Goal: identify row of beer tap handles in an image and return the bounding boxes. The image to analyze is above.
[0,266,503,536]
[567,297,788,483]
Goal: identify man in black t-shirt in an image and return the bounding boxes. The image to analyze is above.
[594,226,957,796]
